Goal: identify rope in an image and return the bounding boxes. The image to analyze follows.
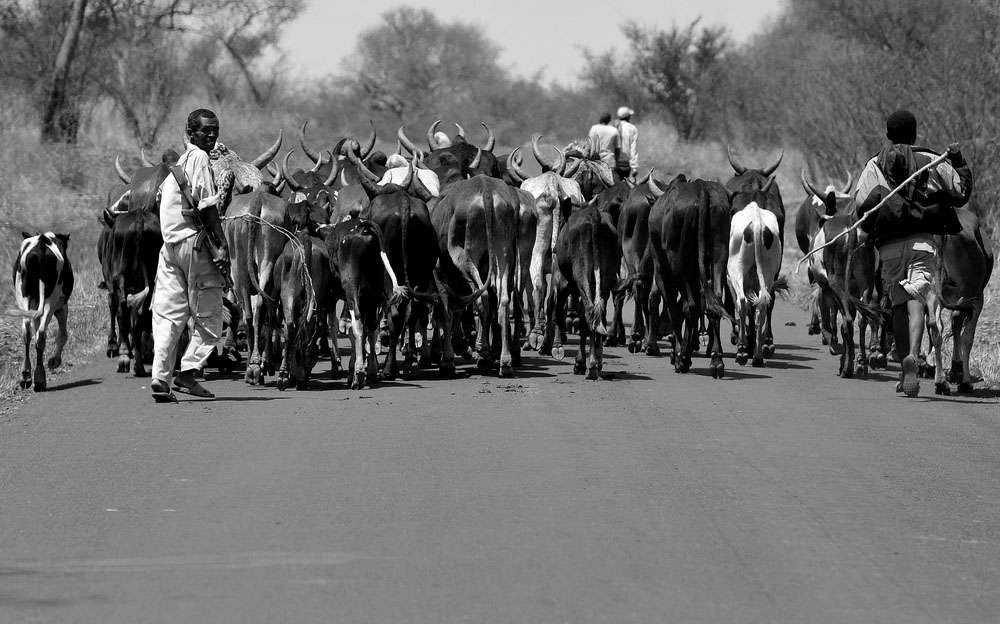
[221,213,318,317]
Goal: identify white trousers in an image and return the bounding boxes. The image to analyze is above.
[151,236,225,384]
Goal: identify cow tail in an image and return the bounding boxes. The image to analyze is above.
[401,195,412,288]
[246,195,276,305]
[748,215,773,318]
[588,219,607,335]
[483,184,496,285]
[698,184,728,320]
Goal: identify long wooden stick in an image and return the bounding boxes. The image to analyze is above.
[796,150,949,272]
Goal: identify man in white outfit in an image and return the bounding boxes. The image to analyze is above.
[378,153,441,197]
[150,108,229,403]
[615,106,638,183]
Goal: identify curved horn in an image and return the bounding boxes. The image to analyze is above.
[637,167,653,185]
[299,121,323,165]
[265,161,281,184]
[348,142,380,183]
[726,145,746,175]
[140,147,155,167]
[454,122,465,140]
[762,172,778,194]
[427,120,442,150]
[762,149,784,176]
[840,169,853,195]
[281,150,304,193]
[250,129,283,169]
[531,133,556,172]
[648,176,666,198]
[481,122,495,152]
[468,147,482,171]
[308,152,323,173]
[414,148,427,168]
[800,168,825,199]
[114,154,131,185]
[553,146,566,176]
[398,159,414,190]
[322,150,340,187]
[358,120,376,159]
[508,148,528,184]
[397,126,418,155]
[395,140,403,156]
[410,165,434,202]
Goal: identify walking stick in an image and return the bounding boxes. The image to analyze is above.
[795,150,949,273]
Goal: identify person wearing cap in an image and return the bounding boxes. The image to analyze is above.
[377,153,441,197]
[588,112,621,170]
[615,106,638,182]
[854,109,972,397]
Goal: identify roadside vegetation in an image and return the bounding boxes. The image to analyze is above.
[0,0,995,400]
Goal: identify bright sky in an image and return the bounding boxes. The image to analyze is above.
[278,0,783,85]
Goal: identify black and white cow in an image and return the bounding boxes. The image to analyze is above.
[9,232,74,391]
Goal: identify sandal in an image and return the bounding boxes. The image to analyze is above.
[173,371,215,399]
[151,379,177,403]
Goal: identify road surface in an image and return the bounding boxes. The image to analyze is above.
[1,302,998,623]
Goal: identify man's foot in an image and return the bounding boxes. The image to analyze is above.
[173,370,215,399]
[900,355,920,397]
[151,379,177,403]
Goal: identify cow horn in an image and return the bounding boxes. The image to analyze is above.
[553,146,566,176]
[649,176,665,198]
[265,161,280,184]
[348,144,380,183]
[114,154,131,185]
[454,122,465,140]
[637,168,653,185]
[800,168,825,199]
[397,126,418,155]
[468,147,482,171]
[508,147,528,184]
[395,140,403,156]
[322,150,340,187]
[359,120,376,159]
[841,169,853,195]
[300,120,330,166]
[250,129,283,169]
[410,165,434,202]
[481,122,495,152]
[531,133,556,172]
[140,147,155,167]
[398,158,414,190]
[727,145,746,175]
[762,150,783,176]
[281,150,304,193]
[427,120,442,150]
[762,172,778,194]
[414,148,427,168]
[308,151,323,173]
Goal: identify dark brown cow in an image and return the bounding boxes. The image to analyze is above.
[646,178,732,377]
[551,205,621,379]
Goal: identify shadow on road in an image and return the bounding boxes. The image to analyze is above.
[45,378,101,392]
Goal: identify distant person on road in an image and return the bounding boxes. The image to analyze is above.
[150,108,229,403]
[854,109,972,397]
[614,106,638,182]
[588,112,621,170]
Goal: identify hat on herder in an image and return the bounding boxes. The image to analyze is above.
[386,154,407,168]
[617,106,635,119]
[886,109,917,144]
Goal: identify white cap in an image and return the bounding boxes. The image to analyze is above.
[386,154,407,168]
[617,106,635,119]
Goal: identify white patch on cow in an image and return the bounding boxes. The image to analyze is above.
[294,192,307,203]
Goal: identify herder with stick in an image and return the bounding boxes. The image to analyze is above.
[853,110,972,397]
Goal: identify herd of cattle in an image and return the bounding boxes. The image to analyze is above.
[10,120,995,396]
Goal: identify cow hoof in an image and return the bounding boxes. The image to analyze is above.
[948,362,964,384]
[440,362,457,378]
[807,322,821,335]
[606,336,621,348]
[245,365,262,385]
[854,363,867,378]
[735,352,748,366]
[117,356,131,373]
[645,344,660,357]
[19,372,31,390]
[586,367,600,380]
[499,363,514,378]
[552,345,565,361]
[133,365,149,378]
[418,354,433,368]
[674,362,690,374]
[352,372,366,390]
[840,366,854,379]
[627,342,636,354]
[263,363,274,376]
[829,343,843,356]
[527,330,542,350]
[821,335,829,346]
[573,360,586,375]
[867,353,880,370]
[47,356,61,370]
[875,353,887,370]
[276,376,288,391]
[957,381,975,394]
[330,366,343,380]
[476,357,493,374]
[934,381,951,396]
[710,361,725,379]
[918,363,935,380]
[461,348,474,362]
[763,343,775,358]
[402,366,413,381]
[106,344,119,358]
[751,357,764,368]
[33,379,46,392]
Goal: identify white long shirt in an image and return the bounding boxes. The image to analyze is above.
[159,145,218,244]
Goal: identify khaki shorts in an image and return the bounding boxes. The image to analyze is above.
[878,236,938,306]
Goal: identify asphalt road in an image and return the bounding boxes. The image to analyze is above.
[1,302,998,623]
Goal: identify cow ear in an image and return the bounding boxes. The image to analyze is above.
[21,231,31,239]
[57,234,70,247]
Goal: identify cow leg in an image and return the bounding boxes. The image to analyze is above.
[381,301,403,381]
[116,301,135,374]
[956,306,981,393]
[539,272,557,356]
[762,300,777,358]
[327,310,343,380]
[549,272,570,362]
[948,310,966,386]
[607,286,625,348]
[106,293,120,358]
[432,273,457,377]
[19,318,33,390]
[365,302,381,387]
[346,307,365,389]
[276,317,293,391]
[245,294,266,385]
[474,283,494,374]
[838,306,854,378]
[644,272,665,357]
[806,269,821,335]
[32,307,53,392]
[927,316,949,395]
[663,287,686,372]
[708,311,725,379]
[629,278,646,354]
[497,262,516,378]
[131,308,149,378]
[48,306,69,371]
[573,296,588,375]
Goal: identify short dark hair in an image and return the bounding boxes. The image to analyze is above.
[187,108,218,133]
[886,109,916,145]
[599,112,612,124]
